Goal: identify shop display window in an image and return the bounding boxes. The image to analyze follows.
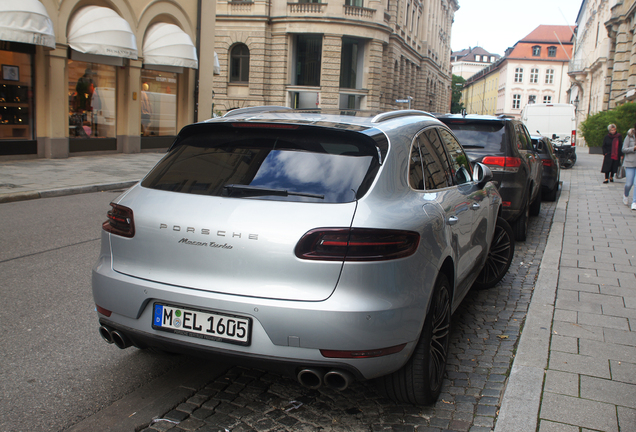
[0,50,33,140]
[68,60,117,139]
[140,69,177,136]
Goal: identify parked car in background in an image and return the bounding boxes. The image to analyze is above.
[436,114,543,241]
[531,134,560,201]
[93,107,513,406]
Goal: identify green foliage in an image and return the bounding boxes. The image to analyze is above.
[451,75,466,114]
[580,102,636,146]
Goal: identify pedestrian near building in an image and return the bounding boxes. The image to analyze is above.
[602,124,623,183]
[622,127,636,209]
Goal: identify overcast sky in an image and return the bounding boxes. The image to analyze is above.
[450,0,583,56]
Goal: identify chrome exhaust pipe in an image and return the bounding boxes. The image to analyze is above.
[111,330,132,349]
[297,368,325,389]
[99,326,114,344]
[324,369,355,391]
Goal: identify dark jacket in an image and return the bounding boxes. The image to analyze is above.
[602,133,623,173]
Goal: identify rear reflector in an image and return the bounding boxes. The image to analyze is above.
[542,159,553,167]
[321,343,407,358]
[96,305,112,317]
[482,156,522,172]
[295,228,420,261]
[102,203,135,238]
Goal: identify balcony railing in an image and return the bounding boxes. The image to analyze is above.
[229,0,254,13]
[288,2,327,14]
[343,5,376,18]
[568,59,587,74]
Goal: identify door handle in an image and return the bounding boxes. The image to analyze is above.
[447,216,459,226]
[471,203,480,210]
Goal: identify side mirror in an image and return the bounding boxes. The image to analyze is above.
[552,134,557,140]
[473,162,493,186]
[535,140,544,152]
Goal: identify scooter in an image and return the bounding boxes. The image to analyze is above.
[551,135,577,169]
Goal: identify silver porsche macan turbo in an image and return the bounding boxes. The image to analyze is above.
[92,108,514,405]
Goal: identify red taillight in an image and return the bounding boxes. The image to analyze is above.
[102,203,135,238]
[295,228,420,261]
[542,159,553,167]
[571,130,576,146]
[321,343,407,358]
[482,156,522,172]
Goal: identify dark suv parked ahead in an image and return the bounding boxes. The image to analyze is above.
[436,114,543,241]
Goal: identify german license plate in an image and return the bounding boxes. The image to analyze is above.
[152,303,251,346]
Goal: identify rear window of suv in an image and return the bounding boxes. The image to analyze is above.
[141,123,381,203]
[443,120,507,155]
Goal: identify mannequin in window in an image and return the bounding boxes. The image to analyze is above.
[141,83,152,136]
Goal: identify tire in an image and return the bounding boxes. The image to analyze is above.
[512,202,529,242]
[472,217,515,290]
[561,156,574,169]
[529,189,541,216]
[544,184,558,202]
[377,273,451,405]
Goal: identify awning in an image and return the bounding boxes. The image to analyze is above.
[0,0,55,49]
[67,6,137,59]
[143,23,198,69]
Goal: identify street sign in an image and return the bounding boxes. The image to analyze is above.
[395,99,410,103]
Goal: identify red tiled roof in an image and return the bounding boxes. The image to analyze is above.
[506,25,573,60]
[521,25,574,44]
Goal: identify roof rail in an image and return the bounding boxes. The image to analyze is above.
[371,110,435,123]
[223,106,292,118]
[497,114,514,119]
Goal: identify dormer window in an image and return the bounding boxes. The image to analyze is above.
[548,46,557,57]
[475,55,480,62]
[532,46,541,56]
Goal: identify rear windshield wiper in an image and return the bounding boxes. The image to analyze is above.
[223,184,325,199]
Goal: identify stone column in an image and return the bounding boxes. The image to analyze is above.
[116,60,141,154]
[320,34,342,108]
[39,47,69,158]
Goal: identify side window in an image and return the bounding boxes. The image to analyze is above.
[409,140,425,190]
[515,124,529,150]
[519,124,533,151]
[418,131,452,190]
[437,128,473,185]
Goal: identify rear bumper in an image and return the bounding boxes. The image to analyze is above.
[493,174,527,221]
[92,259,433,380]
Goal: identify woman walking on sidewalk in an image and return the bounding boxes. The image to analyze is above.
[602,124,623,183]
[622,127,636,209]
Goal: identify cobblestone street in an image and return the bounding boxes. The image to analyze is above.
[143,199,557,432]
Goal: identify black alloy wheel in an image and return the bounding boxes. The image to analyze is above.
[473,217,515,290]
[377,274,451,405]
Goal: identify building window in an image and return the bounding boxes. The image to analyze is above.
[514,68,523,83]
[475,55,480,62]
[530,68,539,84]
[532,46,541,56]
[346,0,363,6]
[299,0,321,3]
[68,61,117,139]
[340,37,363,89]
[405,2,410,28]
[512,94,521,109]
[230,44,250,83]
[528,95,536,104]
[545,69,554,84]
[543,95,552,104]
[0,47,34,142]
[548,46,557,57]
[294,34,322,86]
[140,69,178,137]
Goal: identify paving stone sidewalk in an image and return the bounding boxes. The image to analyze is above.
[497,152,636,432]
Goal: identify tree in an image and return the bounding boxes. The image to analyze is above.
[451,75,466,114]
[580,102,636,146]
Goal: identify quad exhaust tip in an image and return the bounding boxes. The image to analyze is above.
[297,367,355,391]
[98,326,132,349]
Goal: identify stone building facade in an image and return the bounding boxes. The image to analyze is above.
[0,0,216,159]
[604,0,636,108]
[568,0,616,144]
[211,0,458,114]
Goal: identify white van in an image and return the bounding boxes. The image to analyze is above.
[521,103,577,143]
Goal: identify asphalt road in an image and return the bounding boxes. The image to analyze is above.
[0,192,224,432]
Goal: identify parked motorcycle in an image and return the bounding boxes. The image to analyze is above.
[551,136,577,169]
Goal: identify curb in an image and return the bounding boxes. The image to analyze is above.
[0,181,139,204]
[494,174,570,431]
